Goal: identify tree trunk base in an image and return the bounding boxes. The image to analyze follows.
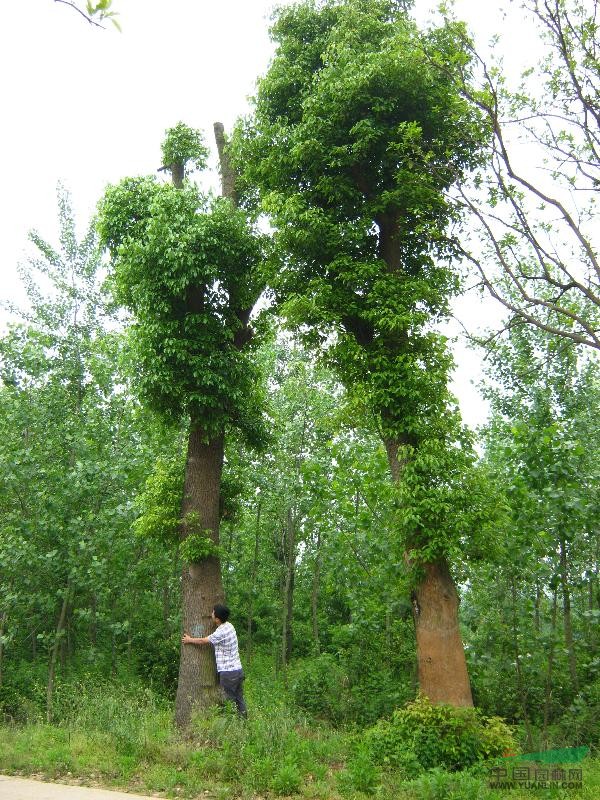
[413,559,473,707]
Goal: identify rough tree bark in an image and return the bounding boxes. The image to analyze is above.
[411,559,472,706]
[214,122,238,205]
[175,430,224,727]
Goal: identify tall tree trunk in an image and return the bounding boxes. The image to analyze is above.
[542,589,559,747]
[410,559,473,706]
[281,507,296,668]
[175,427,225,729]
[510,575,534,750]
[0,612,6,688]
[311,527,322,654]
[385,437,473,706]
[559,536,579,692]
[47,585,71,724]
[214,122,238,205]
[246,501,261,661]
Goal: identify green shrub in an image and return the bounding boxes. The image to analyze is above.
[0,660,46,723]
[134,630,180,697]
[179,528,219,563]
[246,756,275,792]
[557,678,600,750]
[404,767,492,800]
[271,758,302,795]
[0,683,29,722]
[327,617,417,725]
[337,744,380,795]
[289,653,347,723]
[364,694,517,772]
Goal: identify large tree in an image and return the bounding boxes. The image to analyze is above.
[97,123,266,726]
[235,0,487,705]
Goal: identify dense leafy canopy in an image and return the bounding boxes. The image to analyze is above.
[235,0,485,440]
[160,121,209,176]
[234,0,488,561]
[97,170,267,444]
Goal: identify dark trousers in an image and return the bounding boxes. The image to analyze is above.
[219,669,247,717]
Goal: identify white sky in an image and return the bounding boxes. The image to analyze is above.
[0,0,535,427]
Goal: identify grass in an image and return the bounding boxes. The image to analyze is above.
[0,661,598,799]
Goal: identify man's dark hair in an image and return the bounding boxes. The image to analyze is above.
[213,604,230,623]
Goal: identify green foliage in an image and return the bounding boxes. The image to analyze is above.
[53,677,170,751]
[289,653,347,723]
[337,744,380,795]
[134,450,245,550]
[1,664,599,799]
[363,695,517,772]
[234,0,489,564]
[468,321,600,723]
[97,171,267,444]
[133,453,184,543]
[188,658,349,795]
[557,678,600,750]
[392,429,504,564]
[179,528,219,564]
[0,678,172,779]
[271,759,303,795]
[78,0,121,30]
[404,767,492,800]
[133,631,180,698]
[0,187,180,722]
[160,121,209,173]
[0,660,47,724]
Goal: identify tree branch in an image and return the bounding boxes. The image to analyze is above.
[53,0,105,28]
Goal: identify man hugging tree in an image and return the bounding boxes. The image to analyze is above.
[182,605,247,718]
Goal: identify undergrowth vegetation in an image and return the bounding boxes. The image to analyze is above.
[1,656,598,799]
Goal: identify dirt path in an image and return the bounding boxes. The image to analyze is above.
[0,775,160,800]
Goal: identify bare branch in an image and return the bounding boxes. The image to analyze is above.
[53,0,105,28]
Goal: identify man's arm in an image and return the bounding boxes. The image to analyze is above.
[182,633,210,646]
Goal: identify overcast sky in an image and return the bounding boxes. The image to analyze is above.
[1,0,534,425]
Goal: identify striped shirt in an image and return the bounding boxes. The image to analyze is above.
[207,621,242,673]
